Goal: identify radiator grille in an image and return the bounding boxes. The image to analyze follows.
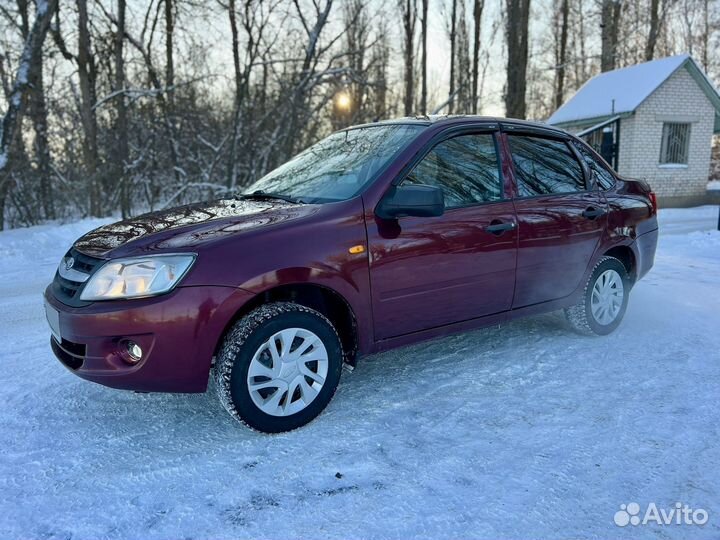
[52,248,103,306]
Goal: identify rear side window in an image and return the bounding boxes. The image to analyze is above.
[572,140,616,190]
[508,135,586,196]
[403,133,502,208]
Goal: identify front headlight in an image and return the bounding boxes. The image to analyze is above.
[79,254,196,301]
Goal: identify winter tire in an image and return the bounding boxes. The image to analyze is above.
[214,302,343,432]
[564,256,630,336]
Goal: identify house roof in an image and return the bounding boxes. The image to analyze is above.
[547,54,720,132]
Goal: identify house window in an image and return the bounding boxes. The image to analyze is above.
[659,122,691,165]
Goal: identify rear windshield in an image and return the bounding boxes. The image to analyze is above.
[243,124,424,203]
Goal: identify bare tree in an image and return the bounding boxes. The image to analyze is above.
[600,0,622,71]
[280,0,334,159]
[645,0,661,60]
[554,0,570,109]
[115,0,130,217]
[398,0,417,116]
[471,0,484,114]
[420,0,428,114]
[77,0,103,215]
[0,0,58,228]
[98,1,182,188]
[165,0,175,111]
[15,0,55,219]
[225,0,242,188]
[505,0,531,118]
[369,18,392,120]
[448,0,457,113]
[569,0,590,89]
[340,0,373,124]
[2,0,718,232]
[700,0,710,71]
[455,1,472,112]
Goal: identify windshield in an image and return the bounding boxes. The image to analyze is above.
[243,124,424,203]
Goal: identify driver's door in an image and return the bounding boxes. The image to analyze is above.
[365,132,518,340]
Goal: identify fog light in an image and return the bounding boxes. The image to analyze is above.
[125,340,143,363]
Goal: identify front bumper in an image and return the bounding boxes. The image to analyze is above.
[44,285,253,392]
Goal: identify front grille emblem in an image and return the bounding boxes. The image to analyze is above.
[64,257,75,271]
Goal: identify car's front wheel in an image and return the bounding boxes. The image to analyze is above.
[565,256,631,335]
[214,302,343,432]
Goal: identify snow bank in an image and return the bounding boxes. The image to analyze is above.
[0,218,112,288]
[0,218,111,261]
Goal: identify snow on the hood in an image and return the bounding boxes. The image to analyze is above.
[0,207,719,539]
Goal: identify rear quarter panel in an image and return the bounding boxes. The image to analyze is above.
[601,177,659,280]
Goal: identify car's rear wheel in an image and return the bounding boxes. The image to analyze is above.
[214,302,343,433]
[564,256,630,335]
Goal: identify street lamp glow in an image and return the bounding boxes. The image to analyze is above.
[335,92,351,111]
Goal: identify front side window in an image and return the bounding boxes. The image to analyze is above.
[572,140,616,190]
[245,124,424,203]
[402,133,502,208]
[508,135,585,197]
[660,122,690,164]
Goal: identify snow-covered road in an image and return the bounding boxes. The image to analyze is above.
[1,207,718,539]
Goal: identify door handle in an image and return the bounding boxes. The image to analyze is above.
[484,220,517,236]
[582,206,606,219]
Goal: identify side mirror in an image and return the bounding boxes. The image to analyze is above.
[376,184,445,219]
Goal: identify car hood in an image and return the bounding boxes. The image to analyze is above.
[73,198,317,258]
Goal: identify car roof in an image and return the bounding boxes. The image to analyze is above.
[347,115,570,138]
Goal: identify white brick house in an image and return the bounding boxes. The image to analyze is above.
[548,54,720,207]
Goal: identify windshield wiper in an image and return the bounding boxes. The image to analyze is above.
[236,190,302,204]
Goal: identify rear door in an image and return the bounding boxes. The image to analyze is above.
[505,132,607,307]
[366,131,518,339]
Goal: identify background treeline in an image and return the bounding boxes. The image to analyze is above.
[0,0,718,229]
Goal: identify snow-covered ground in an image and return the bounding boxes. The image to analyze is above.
[1,207,719,540]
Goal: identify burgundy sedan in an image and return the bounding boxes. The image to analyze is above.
[44,116,658,432]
